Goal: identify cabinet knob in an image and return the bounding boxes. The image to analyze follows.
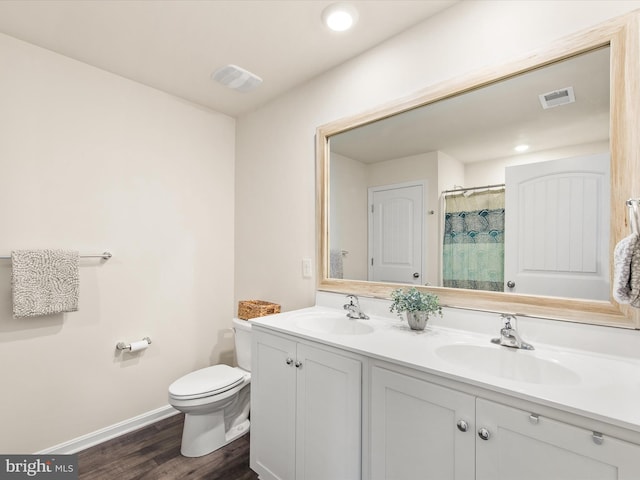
[295,361,303,369]
[456,420,468,432]
[286,357,294,366]
[478,427,491,441]
[592,432,604,445]
[507,280,516,288]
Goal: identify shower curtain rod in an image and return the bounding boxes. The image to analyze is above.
[442,183,505,195]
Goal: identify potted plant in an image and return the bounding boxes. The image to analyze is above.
[389,287,442,331]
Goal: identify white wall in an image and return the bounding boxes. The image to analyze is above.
[465,140,610,186]
[331,152,439,284]
[438,151,465,194]
[330,153,368,280]
[235,1,640,311]
[0,33,236,453]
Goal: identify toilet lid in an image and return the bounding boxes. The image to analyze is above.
[169,364,245,399]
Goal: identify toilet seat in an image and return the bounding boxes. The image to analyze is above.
[169,364,245,401]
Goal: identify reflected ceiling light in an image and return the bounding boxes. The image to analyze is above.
[322,3,359,32]
[514,144,530,153]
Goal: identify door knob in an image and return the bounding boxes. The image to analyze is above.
[456,420,468,432]
[478,428,491,441]
[413,272,420,278]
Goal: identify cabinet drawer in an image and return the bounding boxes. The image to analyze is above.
[476,399,640,480]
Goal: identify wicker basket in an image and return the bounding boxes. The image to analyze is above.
[237,300,281,320]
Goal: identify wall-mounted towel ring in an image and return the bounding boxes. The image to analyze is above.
[116,337,151,352]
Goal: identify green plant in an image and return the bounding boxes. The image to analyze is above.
[389,287,443,318]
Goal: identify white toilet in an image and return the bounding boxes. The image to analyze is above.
[168,318,252,457]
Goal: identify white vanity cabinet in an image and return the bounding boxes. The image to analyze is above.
[476,399,640,480]
[370,366,475,480]
[370,363,640,480]
[250,328,362,480]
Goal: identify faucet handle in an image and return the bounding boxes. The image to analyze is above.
[492,313,534,350]
[346,294,359,306]
[500,313,516,329]
[344,295,356,312]
[343,295,369,319]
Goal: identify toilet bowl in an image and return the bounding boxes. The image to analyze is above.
[168,318,252,457]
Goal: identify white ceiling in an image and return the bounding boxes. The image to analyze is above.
[0,0,458,117]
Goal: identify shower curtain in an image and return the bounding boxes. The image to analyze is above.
[442,189,505,292]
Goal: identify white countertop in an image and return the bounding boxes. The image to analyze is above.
[250,303,640,434]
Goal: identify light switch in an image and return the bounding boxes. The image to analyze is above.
[302,258,312,278]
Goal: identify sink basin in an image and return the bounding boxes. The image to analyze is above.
[435,344,580,385]
[296,312,374,335]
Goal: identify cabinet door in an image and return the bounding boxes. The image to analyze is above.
[296,343,362,480]
[370,366,475,480]
[476,399,640,480]
[250,331,297,480]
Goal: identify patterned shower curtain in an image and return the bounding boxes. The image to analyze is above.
[442,189,505,292]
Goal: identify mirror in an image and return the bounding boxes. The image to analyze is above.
[317,13,640,328]
[329,47,610,301]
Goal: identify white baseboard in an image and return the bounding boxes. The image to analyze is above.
[37,405,179,454]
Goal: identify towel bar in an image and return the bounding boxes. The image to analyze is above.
[0,251,112,260]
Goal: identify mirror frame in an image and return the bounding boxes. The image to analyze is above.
[316,12,640,329]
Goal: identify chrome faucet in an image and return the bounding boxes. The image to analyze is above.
[491,314,534,350]
[343,295,369,320]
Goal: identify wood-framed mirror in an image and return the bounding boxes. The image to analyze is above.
[316,12,640,328]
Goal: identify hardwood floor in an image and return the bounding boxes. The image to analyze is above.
[77,413,259,480]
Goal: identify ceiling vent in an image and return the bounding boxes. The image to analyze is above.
[211,64,262,93]
[538,86,575,109]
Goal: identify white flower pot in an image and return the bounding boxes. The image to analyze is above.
[406,311,429,330]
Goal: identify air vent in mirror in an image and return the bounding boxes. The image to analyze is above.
[539,86,575,109]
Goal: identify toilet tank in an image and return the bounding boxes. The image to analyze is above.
[232,318,252,371]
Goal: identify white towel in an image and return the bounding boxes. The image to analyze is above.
[330,249,343,279]
[12,249,80,318]
[630,238,640,308]
[613,233,639,304]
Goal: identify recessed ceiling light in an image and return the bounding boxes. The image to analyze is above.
[322,3,359,32]
[514,144,530,153]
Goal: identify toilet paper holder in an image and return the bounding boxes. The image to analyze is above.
[116,337,152,351]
